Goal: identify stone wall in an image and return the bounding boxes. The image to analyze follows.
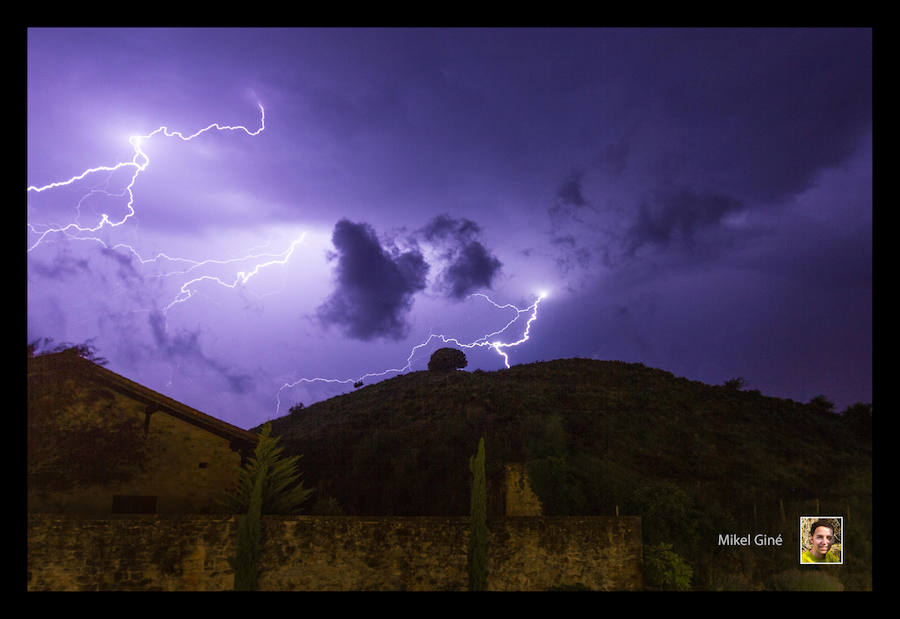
[27,514,642,591]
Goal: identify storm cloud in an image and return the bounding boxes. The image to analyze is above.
[27,28,871,428]
[625,187,746,258]
[419,214,503,300]
[28,252,91,281]
[556,169,588,209]
[147,311,255,394]
[317,219,429,341]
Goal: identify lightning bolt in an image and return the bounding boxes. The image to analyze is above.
[274,291,547,417]
[163,233,306,313]
[28,104,266,248]
[26,104,302,312]
[28,102,553,425]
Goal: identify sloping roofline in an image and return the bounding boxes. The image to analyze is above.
[28,352,259,455]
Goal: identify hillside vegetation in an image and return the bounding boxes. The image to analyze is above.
[259,358,872,590]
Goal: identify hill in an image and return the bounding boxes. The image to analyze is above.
[257,358,872,590]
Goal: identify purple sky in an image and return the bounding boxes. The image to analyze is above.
[27,28,872,430]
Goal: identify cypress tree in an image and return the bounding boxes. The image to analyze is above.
[468,436,488,591]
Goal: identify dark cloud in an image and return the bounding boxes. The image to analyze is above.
[421,213,481,244]
[28,253,91,280]
[545,168,611,276]
[100,246,135,268]
[551,235,577,248]
[548,169,594,229]
[417,214,503,300]
[625,187,745,258]
[556,169,588,208]
[147,311,254,394]
[317,219,429,341]
[99,247,142,283]
[647,29,871,204]
[442,241,503,300]
[551,235,592,273]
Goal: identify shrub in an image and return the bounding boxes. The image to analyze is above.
[643,543,693,591]
[723,377,746,390]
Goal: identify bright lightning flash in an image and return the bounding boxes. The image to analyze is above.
[26,104,305,313]
[28,103,265,248]
[275,290,547,417]
[28,103,553,426]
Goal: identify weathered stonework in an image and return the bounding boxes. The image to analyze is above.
[27,355,643,590]
[504,463,543,517]
[27,514,643,591]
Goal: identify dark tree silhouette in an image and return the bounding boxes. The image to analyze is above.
[841,402,872,438]
[289,403,304,421]
[723,377,746,390]
[808,395,835,414]
[27,337,108,366]
[427,347,468,372]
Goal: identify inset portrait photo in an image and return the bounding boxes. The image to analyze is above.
[799,516,843,564]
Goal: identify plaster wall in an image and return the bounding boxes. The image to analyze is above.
[28,385,243,515]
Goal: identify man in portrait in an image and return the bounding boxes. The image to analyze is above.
[801,519,841,563]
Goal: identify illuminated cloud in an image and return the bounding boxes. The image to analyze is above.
[28,251,91,281]
[26,28,872,428]
[147,311,254,394]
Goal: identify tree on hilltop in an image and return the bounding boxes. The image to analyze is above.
[808,395,835,414]
[428,347,468,372]
[723,377,746,390]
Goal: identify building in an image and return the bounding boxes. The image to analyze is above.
[27,350,258,515]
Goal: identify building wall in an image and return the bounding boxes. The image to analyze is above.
[27,382,244,515]
[128,406,245,514]
[27,514,643,591]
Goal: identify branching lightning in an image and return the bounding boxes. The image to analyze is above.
[26,104,304,312]
[28,102,552,425]
[28,103,265,248]
[163,234,306,312]
[274,291,547,417]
